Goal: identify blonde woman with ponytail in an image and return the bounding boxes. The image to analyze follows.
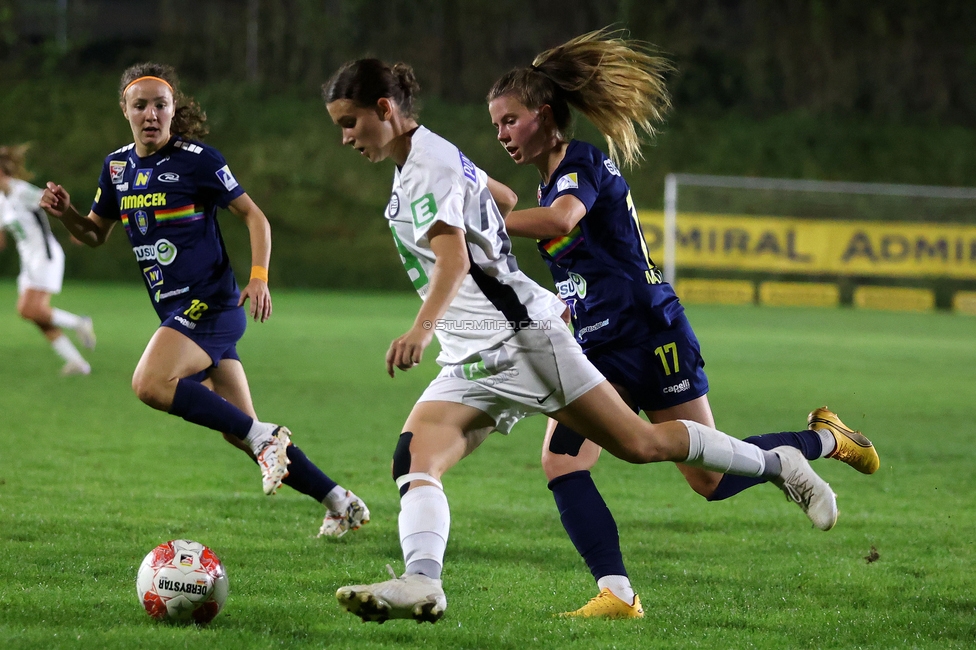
[487,29,878,618]
[325,55,842,625]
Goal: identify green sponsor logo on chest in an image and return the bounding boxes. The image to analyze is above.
[411,193,437,228]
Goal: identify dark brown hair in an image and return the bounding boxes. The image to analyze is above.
[323,58,421,119]
[0,143,32,180]
[487,28,672,167]
[119,62,209,141]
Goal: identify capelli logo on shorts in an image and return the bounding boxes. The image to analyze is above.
[663,379,691,394]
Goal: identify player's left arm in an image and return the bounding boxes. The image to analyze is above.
[504,194,587,239]
[227,193,272,323]
[386,221,469,377]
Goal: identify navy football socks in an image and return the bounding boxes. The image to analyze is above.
[706,430,824,501]
[169,378,253,439]
[549,470,627,581]
[279,445,338,501]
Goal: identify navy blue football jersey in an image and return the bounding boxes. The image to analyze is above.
[91,136,246,320]
[537,140,682,352]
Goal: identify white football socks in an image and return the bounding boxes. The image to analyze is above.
[597,575,636,606]
[51,308,83,329]
[51,334,88,369]
[400,485,450,580]
[815,428,837,457]
[244,421,278,454]
[323,485,349,511]
[681,419,776,478]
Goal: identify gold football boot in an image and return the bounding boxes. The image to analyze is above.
[808,407,880,474]
[560,588,644,619]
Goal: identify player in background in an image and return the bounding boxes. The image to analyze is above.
[0,144,95,375]
[39,62,369,538]
[486,29,880,618]
[324,57,841,625]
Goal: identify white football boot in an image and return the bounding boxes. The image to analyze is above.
[771,446,838,531]
[61,359,91,376]
[337,566,446,623]
[318,490,371,538]
[76,316,97,350]
[256,426,292,495]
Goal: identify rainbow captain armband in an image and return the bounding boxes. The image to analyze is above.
[250,266,269,283]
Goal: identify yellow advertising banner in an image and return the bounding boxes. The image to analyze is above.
[639,211,976,279]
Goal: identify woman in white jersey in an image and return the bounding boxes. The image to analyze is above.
[0,144,95,375]
[323,58,839,624]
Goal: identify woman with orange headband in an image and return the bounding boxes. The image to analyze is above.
[40,62,369,537]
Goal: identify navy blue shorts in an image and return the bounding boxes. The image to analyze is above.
[586,309,709,413]
[160,300,246,372]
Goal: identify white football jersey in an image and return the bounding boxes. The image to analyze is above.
[387,126,564,364]
[0,178,62,268]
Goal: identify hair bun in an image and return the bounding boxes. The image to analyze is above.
[392,62,420,96]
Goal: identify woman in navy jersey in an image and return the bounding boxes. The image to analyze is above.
[39,62,369,537]
[487,30,879,618]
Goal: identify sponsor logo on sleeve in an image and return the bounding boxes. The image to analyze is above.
[603,159,621,176]
[133,168,153,190]
[142,264,164,289]
[158,172,180,182]
[411,193,438,228]
[109,160,127,184]
[458,150,477,183]
[556,173,578,193]
[115,182,129,192]
[134,209,149,235]
[215,165,239,191]
[387,193,400,219]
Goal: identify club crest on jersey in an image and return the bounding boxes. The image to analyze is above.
[556,173,578,192]
[134,210,149,235]
[142,264,164,289]
[458,150,477,183]
[603,159,621,176]
[133,168,153,190]
[109,160,127,184]
[387,193,400,219]
[216,165,239,191]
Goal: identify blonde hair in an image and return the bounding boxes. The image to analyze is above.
[119,62,209,141]
[0,143,33,180]
[487,28,672,167]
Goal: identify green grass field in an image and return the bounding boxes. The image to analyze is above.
[1,282,974,649]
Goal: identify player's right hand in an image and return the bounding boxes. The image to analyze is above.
[40,182,71,218]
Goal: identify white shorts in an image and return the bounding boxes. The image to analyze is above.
[417,317,606,434]
[17,246,65,295]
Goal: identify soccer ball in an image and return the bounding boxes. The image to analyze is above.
[136,539,229,625]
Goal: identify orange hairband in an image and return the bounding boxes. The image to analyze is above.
[123,76,174,96]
